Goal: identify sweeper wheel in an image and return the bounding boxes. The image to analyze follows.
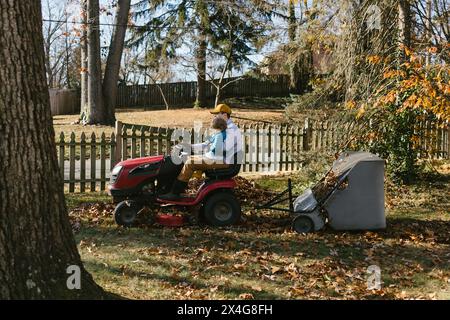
[292,215,315,234]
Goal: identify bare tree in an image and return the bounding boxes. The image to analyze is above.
[425,0,432,65]
[134,44,176,110]
[205,9,252,107]
[42,0,72,88]
[80,0,88,116]
[85,0,106,124]
[80,0,131,125]
[412,0,449,62]
[103,0,131,123]
[207,52,244,107]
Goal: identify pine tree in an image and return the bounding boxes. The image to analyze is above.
[129,0,278,107]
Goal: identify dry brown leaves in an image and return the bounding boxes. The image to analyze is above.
[187,176,275,205]
[69,175,450,300]
[69,202,116,232]
[312,170,339,201]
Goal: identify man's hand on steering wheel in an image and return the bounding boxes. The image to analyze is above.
[178,142,191,150]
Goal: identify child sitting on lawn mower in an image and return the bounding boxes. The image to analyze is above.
[159,116,230,200]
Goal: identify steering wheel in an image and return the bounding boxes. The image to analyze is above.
[170,143,189,164]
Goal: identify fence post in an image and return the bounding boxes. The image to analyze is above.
[447,123,450,159]
[131,125,137,158]
[100,132,106,191]
[90,133,96,192]
[303,118,311,151]
[140,126,146,157]
[110,132,116,171]
[242,124,248,172]
[115,120,122,164]
[58,132,65,183]
[80,132,86,193]
[69,132,76,193]
[256,124,260,172]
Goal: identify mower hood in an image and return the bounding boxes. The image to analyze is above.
[115,155,164,169]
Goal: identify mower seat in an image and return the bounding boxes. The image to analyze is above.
[205,152,242,180]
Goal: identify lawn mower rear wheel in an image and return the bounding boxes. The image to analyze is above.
[203,192,241,227]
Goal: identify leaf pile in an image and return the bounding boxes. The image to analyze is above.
[187,176,275,205]
[311,170,340,202]
[69,202,116,232]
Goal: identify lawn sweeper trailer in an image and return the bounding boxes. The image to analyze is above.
[256,151,386,233]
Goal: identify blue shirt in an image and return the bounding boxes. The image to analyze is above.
[205,130,227,161]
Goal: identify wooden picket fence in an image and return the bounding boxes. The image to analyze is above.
[416,119,450,159]
[57,132,116,193]
[114,122,302,173]
[57,119,450,193]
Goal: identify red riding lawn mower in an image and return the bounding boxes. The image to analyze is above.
[107,145,242,227]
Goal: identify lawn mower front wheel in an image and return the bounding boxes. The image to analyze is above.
[114,200,143,227]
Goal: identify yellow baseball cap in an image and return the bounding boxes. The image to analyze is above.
[210,103,232,115]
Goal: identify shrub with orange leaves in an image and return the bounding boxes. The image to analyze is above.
[378,51,450,121]
[357,46,449,182]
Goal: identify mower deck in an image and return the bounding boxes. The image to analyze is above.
[155,214,185,227]
[157,196,197,206]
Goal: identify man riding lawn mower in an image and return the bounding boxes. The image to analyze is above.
[107,104,244,227]
[159,104,242,200]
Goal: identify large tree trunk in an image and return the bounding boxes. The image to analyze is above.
[398,0,416,183]
[0,1,106,299]
[86,0,106,124]
[195,32,207,108]
[103,0,131,124]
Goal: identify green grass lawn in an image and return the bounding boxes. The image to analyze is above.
[66,170,450,300]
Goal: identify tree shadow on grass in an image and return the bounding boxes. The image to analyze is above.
[77,212,450,299]
[84,258,286,300]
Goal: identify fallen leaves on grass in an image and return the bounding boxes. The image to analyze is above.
[239,293,254,300]
[69,202,116,232]
[70,175,450,300]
